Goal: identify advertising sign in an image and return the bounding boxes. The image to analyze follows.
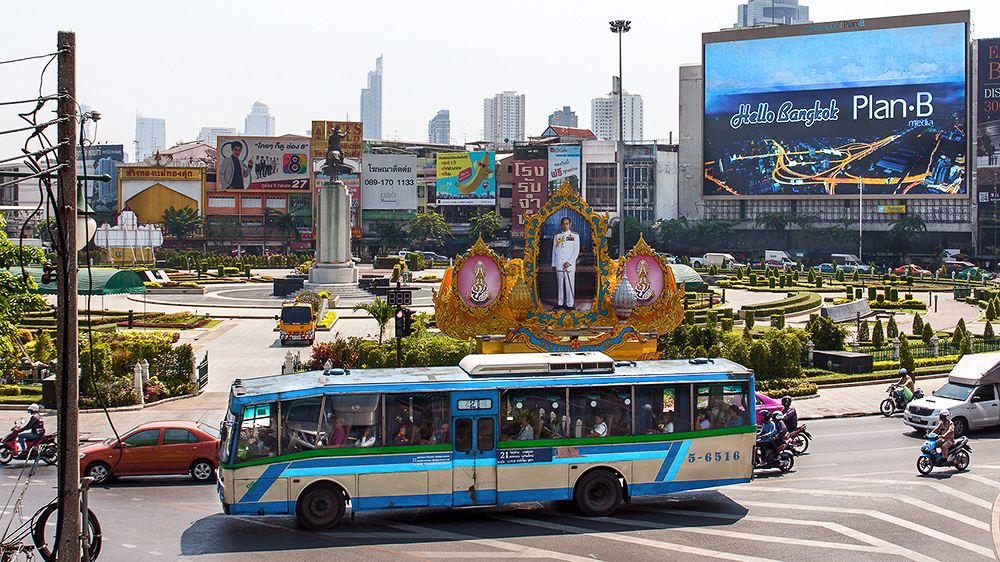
[979,38,1000,167]
[310,121,363,160]
[512,159,547,238]
[361,154,418,210]
[435,151,496,206]
[75,144,125,215]
[342,174,362,239]
[217,136,310,191]
[704,15,968,197]
[548,146,581,193]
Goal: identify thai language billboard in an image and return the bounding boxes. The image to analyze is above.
[979,38,1000,167]
[704,14,968,197]
[361,154,418,210]
[548,146,581,193]
[512,159,547,238]
[217,136,310,190]
[435,151,496,206]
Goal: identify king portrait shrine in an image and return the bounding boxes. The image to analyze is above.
[433,181,685,360]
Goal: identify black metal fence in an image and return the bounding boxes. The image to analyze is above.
[197,351,208,390]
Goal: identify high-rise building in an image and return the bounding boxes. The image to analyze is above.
[591,81,643,142]
[735,0,810,27]
[428,110,450,144]
[198,127,237,148]
[245,101,275,136]
[134,115,166,161]
[548,106,578,127]
[361,55,383,140]
[483,91,526,150]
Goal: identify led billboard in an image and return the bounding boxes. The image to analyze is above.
[704,13,969,197]
[979,38,1000,167]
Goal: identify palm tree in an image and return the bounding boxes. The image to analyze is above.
[263,208,302,254]
[689,217,738,250]
[373,221,408,253]
[469,210,502,242]
[161,205,202,239]
[353,297,395,343]
[408,211,452,249]
[205,216,244,251]
[884,215,927,262]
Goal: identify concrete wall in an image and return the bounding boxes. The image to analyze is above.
[677,64,703,220]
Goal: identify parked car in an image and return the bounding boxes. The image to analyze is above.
[420,251,449,263]
[80,420,221,483]
[755,392,784,425]
[893,264,931,276]
[941,260,975,275]
[958,267,991,281]
[813,263,836,274]
[659,252,677,264]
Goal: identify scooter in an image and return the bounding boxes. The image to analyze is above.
[0,424,57,465]
[917,432,971,475]
[753,436,794,473]
[881,384,924,416]
[784,424,812,455]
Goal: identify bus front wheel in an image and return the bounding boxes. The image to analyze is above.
[296,484,346,529]
[574,470,623,517]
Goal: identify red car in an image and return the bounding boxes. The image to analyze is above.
[893,264,930,276]
[80,420,220,483]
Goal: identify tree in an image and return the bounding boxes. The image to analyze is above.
[985,321,995,340]
[754,211,794,249]
[352,297,395,344]
[872,319,885,348]
[912,313,923,337]
[921,322,934,344]
[608,216,648,256]
[951,317,968,347]
[858,320,870,342]
[263,208,302,254]
[0,220,47,380]
[407,211,451,249]
[161,206,202,239]
[886,315,899,339]
[899,336,916,374]
[960,332,972,356]
[373,221,409,252]
[688,217,738,249]
[884,215,927,262]
[806,314,847,351]
[651,217,689,249]
[204,216,243,250]
[469,210,502,242]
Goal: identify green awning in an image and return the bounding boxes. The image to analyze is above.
[15,267,147,295]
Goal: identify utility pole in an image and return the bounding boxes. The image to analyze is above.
[56,30,82,562]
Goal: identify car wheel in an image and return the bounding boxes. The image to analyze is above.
[917,455,933,475]
[190,459,215,482]
[574,470,623,517]
[296,484,346,529]
[86,461,113,484]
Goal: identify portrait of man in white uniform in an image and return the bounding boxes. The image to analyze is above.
[551,217,580,310]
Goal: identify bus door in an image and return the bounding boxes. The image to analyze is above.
[450,390,499,507]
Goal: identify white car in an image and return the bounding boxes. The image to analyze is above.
[904,353,1000,437]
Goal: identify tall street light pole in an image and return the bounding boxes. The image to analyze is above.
[610,19,630,258]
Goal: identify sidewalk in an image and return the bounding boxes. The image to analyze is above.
[794,375,947,420]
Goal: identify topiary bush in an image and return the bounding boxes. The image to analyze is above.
[912,313,923,336]
[922,322,934,344]
[872,319,885,348]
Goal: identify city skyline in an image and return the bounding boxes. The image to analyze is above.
[1,1,999,160]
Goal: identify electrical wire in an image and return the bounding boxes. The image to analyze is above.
[0,52,63,66]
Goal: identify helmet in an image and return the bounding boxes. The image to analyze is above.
[761,410,772,421]
[781,396,792,407]
[899,368,907,374]
[939,409,950,420]
[27,404,39,413]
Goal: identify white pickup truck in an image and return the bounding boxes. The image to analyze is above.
[904,352,1000,437]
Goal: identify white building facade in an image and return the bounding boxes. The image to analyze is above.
[483,91,525,150]
[245,101,275,136]
[134,115,166,161]
[361,56,383,140]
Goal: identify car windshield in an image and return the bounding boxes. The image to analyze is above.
[281,306,312,324]
[933,383,974,401]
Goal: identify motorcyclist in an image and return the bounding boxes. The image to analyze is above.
[17,404,44,453]
[895,368,915,402]
[758,410,778,462]
[773,412,789,444]
[780,396,798,432]
[931,410,955,460]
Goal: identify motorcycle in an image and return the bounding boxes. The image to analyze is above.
[0,424,57,465]
[881,384,924,416]
[917,432,971,475]
[753,435,794,473]
[784,424,812,455]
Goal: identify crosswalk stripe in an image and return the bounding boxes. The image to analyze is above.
[380,521,602,562]
[490,514,781,562]
[961,473,1000,489]
[824,476,994,509]
[742,500,996,559]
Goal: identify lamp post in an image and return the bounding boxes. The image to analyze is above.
[610,19,630,258]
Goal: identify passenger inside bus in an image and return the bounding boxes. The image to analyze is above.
[586,414,608,437]
[356,427,376,447]
[433,422,450,444]
[394,426,410,446]
[659,411,675,433]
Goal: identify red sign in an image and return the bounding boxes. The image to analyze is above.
[512,159,547,238]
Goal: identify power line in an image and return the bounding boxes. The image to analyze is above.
[0,51,62,66]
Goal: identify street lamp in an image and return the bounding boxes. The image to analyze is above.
[610,19,630,258]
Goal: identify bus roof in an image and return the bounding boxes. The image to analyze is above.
[229,356,753,407]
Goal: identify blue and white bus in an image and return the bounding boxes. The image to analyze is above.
[217,352,755,528]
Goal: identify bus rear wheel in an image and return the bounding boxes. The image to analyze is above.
[296,484,346,529]
[575,470,623,517]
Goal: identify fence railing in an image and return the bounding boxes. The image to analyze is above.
[197,351,209,390]
[827,337,1000,364]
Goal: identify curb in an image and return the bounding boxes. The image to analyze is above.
[800,411,882,421]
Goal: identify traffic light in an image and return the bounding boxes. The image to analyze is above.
[394,307,405,338]
[41,262,56,285]
[402,308,416,337]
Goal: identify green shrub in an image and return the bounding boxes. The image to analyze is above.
[744,312,755,329]
[985,321,995,339]
[922,322,934,344]
[859,320,870,341]
[721,318,734,331]
[816,276,823,288]
[951,318,967,347]
[807,269,816,283]
[406,252,427,271]
[757,377,817,398]
[0,385,21,396]
[960,333,972,356]
[768,278,776,289]
[806,314,847,351]
[912,313,923,336]
[868,287,877,301]
[852,269,859,282]
[684,310,695,325]
[749,273,757,285]
[375,256,404,270]
[872,319,885,348]
[736,267,744,280]
[899,336,916,374]
[886,315,898,339]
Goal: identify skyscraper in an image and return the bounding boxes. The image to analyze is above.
[735,0,810,27]
[591,81,643,142]
[134,114,166,161]
[428,110,450,144]
[245,101,275,136]
[361,56,383,140]
[483,91,525,150]
[548,106,578,127]
[198,127,237,148]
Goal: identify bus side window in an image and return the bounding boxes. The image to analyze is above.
[454,418,473,452]
[386,392,450,447]
[235,403,277,462]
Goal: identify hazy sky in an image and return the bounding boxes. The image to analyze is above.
[1,0,998,161]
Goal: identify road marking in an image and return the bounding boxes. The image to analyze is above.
[826,476,994,509]
[963,473,1000,489]
[382,521,602,562]
[121,543,137,549]
[992,490,1000,562]
[490,514,781,562]
[742,500,996,559]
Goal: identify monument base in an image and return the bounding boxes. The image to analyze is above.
[308,262,358,285]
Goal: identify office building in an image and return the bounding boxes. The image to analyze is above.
[198,127,237,148]
[548,106,578,127]
[735,0,810,27]
[591,81,643,142]
[134,115,166,161]
[361,56,383,140]
[428,110,450,144]
[483,91,526,150]
[245,101,275,136]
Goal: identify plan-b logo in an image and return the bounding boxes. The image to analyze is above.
[853,92,933,120]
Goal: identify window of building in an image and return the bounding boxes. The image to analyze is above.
[266,196,286,209]
[242,196,262,208]
[208,196,236,208]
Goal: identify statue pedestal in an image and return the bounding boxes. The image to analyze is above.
[307,261,358,285]
[307,178,357,285]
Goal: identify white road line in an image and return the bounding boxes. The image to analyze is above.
[403,552,562,559]
[379,521,603,562]
[490,514,781,562]
[743,485,990,531]
[742,500,996,559]
[630,507,938,562]
[825,476,993,510]
[962,473,1000,489]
